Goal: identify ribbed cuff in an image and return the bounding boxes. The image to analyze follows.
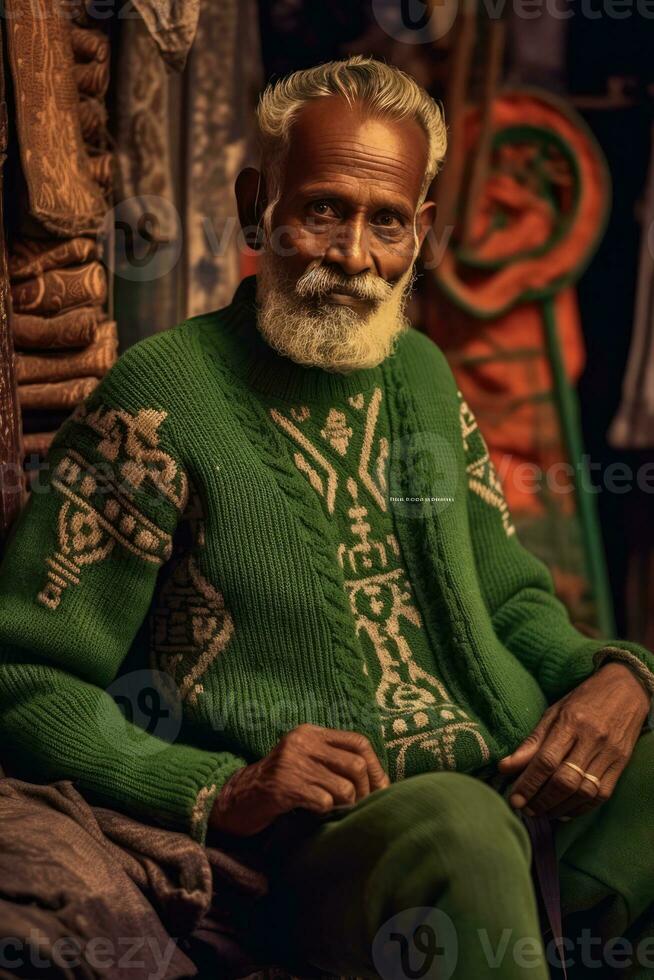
[539,638,599,699]
[187,756,248,844]
[593,646,654,700]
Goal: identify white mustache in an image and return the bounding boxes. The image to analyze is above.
[294,265,394,303]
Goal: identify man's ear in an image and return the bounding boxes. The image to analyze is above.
[415,199,436,250]
[235,168,267,249]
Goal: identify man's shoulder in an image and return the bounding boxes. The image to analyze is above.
[95,308,229,406]
[396,326,458,387]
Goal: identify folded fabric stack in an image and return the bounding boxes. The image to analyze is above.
[4,0,116,469]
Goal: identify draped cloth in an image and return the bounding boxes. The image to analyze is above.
[0,775,273,979]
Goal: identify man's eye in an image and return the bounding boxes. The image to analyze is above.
[310,201,336,217]
[373,211,402,228]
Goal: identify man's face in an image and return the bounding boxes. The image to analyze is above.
[238,96,436,373]
[270,95,432,290]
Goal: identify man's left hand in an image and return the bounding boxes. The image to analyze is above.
[498,662,651,819]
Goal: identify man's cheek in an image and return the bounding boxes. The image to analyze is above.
[379,237,419,275]
[295,225,333,261]
[272,223,327,262]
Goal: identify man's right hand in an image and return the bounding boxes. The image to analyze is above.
[208,723,390,836]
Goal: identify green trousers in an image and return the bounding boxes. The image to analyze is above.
[250,731,654,979]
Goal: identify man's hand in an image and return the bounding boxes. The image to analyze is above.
[209,723,390,836]
[498,662,651,819]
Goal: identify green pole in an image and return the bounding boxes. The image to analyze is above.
[542,297,616,637]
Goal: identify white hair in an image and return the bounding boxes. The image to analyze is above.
[256,55,447,235]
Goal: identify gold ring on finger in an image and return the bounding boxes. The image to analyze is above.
[563,760,601,788]
[581,770,601,789]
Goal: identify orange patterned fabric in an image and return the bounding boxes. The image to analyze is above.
[428,89,609,520]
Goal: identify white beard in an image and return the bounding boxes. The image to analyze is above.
[255,248,418,374]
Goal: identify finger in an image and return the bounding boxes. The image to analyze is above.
[307,767,360,807]
[308,745,371,800]
[544,751,610,819]
[508,724,576,811]
[324,729,390,790]
[498,706,559,775]
[548,780,599,819]
[529,764,599,817]
[555,755,624,819]
[296,785,336,815]
[521,741,603,816]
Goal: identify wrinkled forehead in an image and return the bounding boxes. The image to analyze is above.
[280,95,429,209]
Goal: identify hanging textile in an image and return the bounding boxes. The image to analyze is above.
[183,0,263,318]
[113,0,263,344]
[131,0,200,71]
[427,88,613,633]
[112,13,182,349]
[608,123,654,450]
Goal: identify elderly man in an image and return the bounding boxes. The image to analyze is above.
[0,56,653,980]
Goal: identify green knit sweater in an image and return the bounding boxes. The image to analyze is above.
[260,372,496,782]
[1,275,652,843]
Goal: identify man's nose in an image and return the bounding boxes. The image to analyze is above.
[324,220,373,276]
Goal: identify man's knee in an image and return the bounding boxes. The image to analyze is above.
[356,771,532,923]
[372,771,531,866]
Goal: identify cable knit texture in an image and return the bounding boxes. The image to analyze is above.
[1,275,652,843]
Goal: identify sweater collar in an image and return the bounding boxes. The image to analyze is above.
[210,275,394,404]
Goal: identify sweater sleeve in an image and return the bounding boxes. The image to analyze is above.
[0,350,246,843]
[459,392,654,703]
